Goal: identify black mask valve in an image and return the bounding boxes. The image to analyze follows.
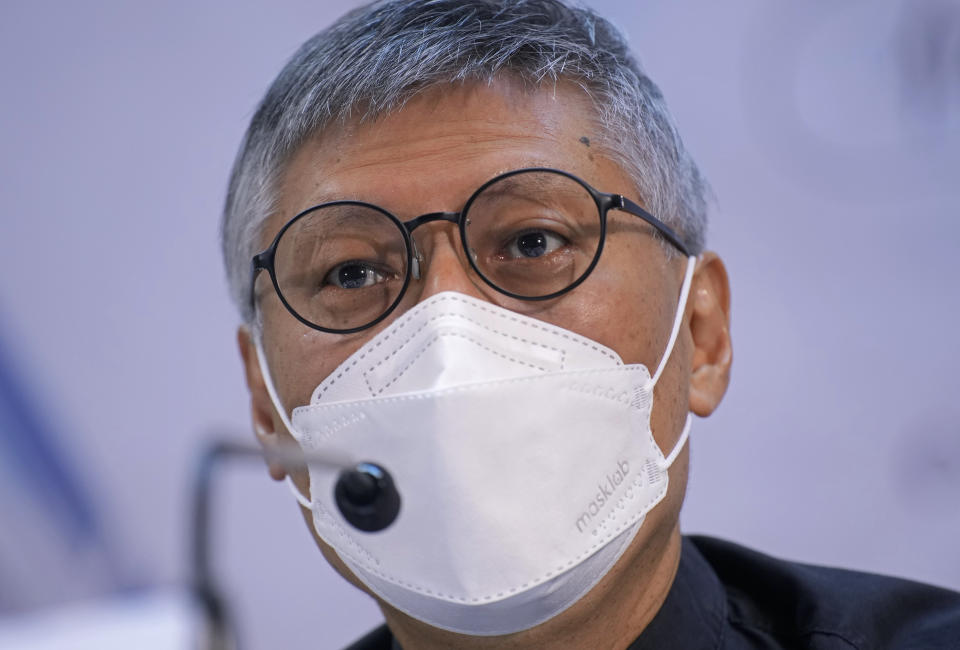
[334,462,401,532]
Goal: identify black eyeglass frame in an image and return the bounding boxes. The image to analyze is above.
[251,167,690,334]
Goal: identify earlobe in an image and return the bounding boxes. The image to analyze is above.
[686,253,732,417]
[237,326,289,481]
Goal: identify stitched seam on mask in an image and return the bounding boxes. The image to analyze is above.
[299,411,366,448]
[587,475,666,538]
[362,312,565,382]
[297,367,653,429]
[314,310,564,399]
[361,331,552,396]
[310,367,640,409]
[312,294,620,401]
[438,294,620,363]
[313,501,380,566]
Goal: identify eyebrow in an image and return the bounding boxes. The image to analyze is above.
[292,204,393,233]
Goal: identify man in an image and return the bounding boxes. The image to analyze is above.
[221,1,960,647]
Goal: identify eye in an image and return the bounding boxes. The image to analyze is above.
[323,261,386,289]
[502,229,568,259]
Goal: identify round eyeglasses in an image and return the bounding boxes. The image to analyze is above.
[251,167,690,334]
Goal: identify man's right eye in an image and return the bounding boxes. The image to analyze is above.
[323,261,386,289]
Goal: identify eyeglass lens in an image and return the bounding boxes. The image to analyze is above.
[463,170,600,299]
[273,204,409,332]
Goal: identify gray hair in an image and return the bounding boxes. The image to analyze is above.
[221,0,708,324]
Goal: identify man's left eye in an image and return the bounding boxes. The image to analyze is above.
[324,261,385,289]
[503,230,568,259]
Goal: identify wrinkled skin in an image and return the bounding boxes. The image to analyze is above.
[237,77,732,650]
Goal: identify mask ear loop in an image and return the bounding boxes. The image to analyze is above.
[662,415,691,469]
[253,335,296,436]
[253,333,313,509]
[649,255,697,389]
[648,255,697,468]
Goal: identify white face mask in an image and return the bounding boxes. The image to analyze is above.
[255,256,696,636]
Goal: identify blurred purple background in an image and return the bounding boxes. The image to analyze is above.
[0,0,958,648]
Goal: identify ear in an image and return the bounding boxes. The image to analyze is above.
[237,326,289,481]
[687,252,732,416]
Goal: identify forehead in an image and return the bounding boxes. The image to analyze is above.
[269,78,635,236]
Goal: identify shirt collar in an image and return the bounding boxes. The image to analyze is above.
[627,536,727,650]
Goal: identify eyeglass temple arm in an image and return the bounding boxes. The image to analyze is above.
[248,252,271,311]
[614,195,691,257]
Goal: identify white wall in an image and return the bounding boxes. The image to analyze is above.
[0,1,957,647]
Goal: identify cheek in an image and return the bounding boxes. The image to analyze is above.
[547,257,673,368]
[510,283,664,370]
[268,341,323,411]
[261,308,372,412]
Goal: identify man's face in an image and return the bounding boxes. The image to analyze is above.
[238,76,731,638]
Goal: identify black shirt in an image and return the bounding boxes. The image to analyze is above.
[344,535,960,649]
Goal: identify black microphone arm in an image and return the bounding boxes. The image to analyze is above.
[188,439,401,650]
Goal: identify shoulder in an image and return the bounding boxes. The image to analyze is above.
[342,623,394,650]
[688,535,960,649]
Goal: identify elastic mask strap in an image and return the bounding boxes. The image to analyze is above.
[286,475,312,509]
[650,256,697,388]
[662,413,691,468]
[253,335,314,508]
[253,334,296,438]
